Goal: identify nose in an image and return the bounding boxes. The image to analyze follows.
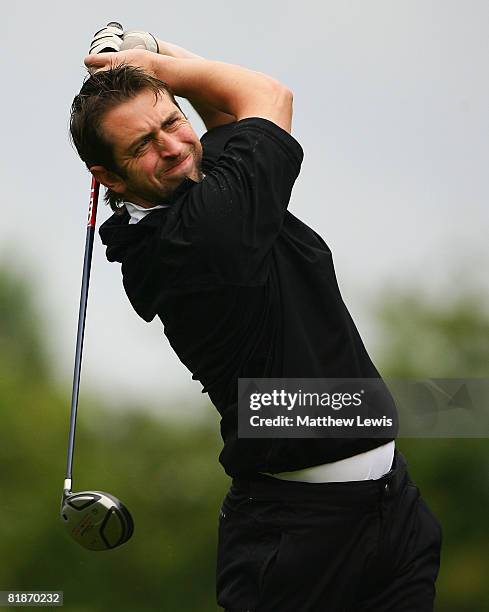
[155,131,185,159]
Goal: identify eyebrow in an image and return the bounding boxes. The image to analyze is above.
[126,110,182,154]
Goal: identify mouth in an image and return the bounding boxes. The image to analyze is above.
[163,154,192,176]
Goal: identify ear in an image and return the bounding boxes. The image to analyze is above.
[90,165,126,194]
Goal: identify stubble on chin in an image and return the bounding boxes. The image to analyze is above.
[152,155,204,204]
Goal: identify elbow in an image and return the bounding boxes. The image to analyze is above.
[235,78,294,133]
[271,81,293,105]
[271,82,293,133]
[282,85,294,103]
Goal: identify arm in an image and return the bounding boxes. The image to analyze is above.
[154,39,236,131]
[85,50,293,133]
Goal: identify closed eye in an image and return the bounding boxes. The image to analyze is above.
[162,116,180,129]
[134,137,152,154]
[129,113,183,156]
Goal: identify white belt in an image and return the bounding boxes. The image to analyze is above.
[264,441,395,483]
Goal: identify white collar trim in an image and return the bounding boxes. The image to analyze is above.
[124,201,169,225]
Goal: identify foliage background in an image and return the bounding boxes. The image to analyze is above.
[1,263,488,611]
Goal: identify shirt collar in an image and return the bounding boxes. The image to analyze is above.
[124,201,168,225]
[122,176,203,224]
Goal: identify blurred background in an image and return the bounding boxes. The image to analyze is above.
[1,0,488,610]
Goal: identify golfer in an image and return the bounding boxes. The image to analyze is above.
[70,28,442,611]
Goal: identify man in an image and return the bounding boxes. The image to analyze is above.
[70,29,442,611]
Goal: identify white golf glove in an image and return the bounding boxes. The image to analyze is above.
[120,30,159,54]
[88,21,124,54]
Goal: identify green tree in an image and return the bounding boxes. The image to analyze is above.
[0,263,227,611]
[0,264,48,382]
[372,288,489,611]
[2,262,489,610]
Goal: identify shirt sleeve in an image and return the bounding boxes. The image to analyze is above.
[179,117,304,285]
[200,122,238,173]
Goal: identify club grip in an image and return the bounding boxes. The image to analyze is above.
[87,176,99,228]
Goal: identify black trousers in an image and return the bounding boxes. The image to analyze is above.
[216,450,442,612]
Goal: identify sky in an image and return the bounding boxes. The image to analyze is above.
[1,0,488,419]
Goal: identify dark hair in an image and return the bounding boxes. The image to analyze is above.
[70,64,183,214]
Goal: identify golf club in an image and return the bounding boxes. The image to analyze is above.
[61,25,134,550]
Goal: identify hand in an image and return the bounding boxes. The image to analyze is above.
[84,48,158,76]
[88,22,124,55]
[120,29,199,60]
[120,30,159,53]
[133,37,186,59]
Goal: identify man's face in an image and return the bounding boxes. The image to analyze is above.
[100,89,203,207]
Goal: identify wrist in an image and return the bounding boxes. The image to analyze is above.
[156,39,203,61]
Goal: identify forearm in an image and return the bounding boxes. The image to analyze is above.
[85,50,293,132]
[155,38,236,130]
[150,55,293,133]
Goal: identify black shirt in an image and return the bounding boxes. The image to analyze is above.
[100,118,397,477]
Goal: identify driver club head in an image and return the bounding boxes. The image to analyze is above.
[61,489,134,551]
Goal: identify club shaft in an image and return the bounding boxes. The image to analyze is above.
[65,178,100,482]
